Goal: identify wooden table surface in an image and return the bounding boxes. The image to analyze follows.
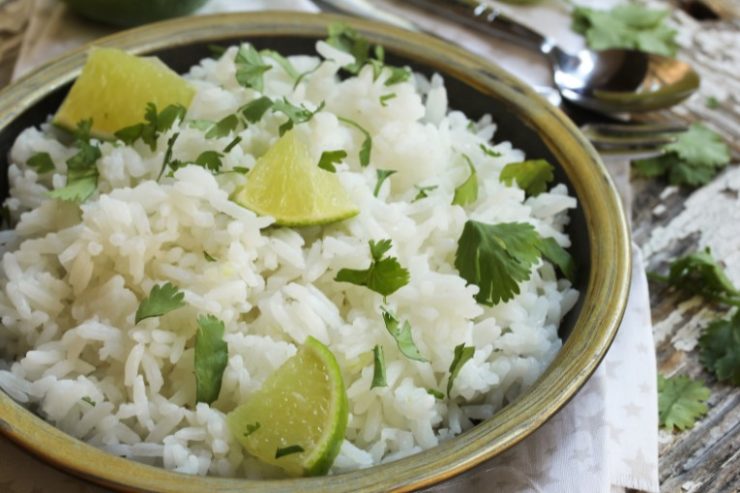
[1,1,739,492]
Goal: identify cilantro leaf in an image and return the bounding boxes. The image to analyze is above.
[74,118,93,142]
[275,445,304,459]
[260,49,299,79]
[649,248,740,306]
[664,123,730,169]
[335,239,410,298]
[326,22,372,74]
[381,307,427,362]
[240,96,274,123]
[480,144,501,157]
[658,374,709,431]
[384,67,411,86]
[374,169,396,197]
[537,237,575,282]
[114,103,186,151]
[452,154,478,206]
[706,96,720,109]
[187,119,215,131]
[427,388,444,400]
[223,136,242,153]
[204,251,217,262]
[159,132,180,179]
[49,122,101,203]
[380,93,396,107]
[48,175,97,203]
[699,310,740,385]
[27,152,55,174]
[338,117,372,166]
[272,99,325,136]
[413,185,437,202]
[447,343,475,397]
[194,314,229,405]
[135,282,186,324]
[293,63,322,90]
[500,159,555,196]
[205,114,239,139]
[571,5,678,56]
[235,44,271,91]
[243,422,261,437]
[371,345,387,388]
[317,150,347,173]
[194,151,223,172]
[156,104,187,132]
[81,396,96,406]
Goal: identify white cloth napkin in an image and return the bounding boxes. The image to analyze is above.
[1,1,659,492]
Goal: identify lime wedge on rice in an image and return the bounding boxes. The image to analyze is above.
[227,336,349,476]
[232,131,359,227]
[54,47,195,138]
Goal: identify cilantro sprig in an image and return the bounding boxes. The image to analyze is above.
[115,103,186,151]
[335,239,410,299]
[500,159,555,197]
[135,282,186,324]
[658,374,710,430]
[272,98,325,136]
[338,117,372,166]
[194,314,229,404]
[381,307,427,362]
[374,169,396,197]
[699,310,740,385]
[632,123,730,187]
[49,119,100,203]
[235,45,271,92]
[27,152,55,174]
[452,155,478,206]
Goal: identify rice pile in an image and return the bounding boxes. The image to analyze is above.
[0,40,578,477]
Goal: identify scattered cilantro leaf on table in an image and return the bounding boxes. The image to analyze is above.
[27,152,55,174]
[49,119,100,203]
[699,310,740,385]
[658,374,710,431]
[706,96,720,109]
[194,314,229,405]
[447,344,475,397]
[335,239,410,299]
[381,307,427,362]
[135,282,186,324]
[452,155,478,206]
[317,150,347,173]
[500,159,554,196]
[374,169,397,197]
[371,345,387,389]
[632,124,730,187]
[235,44,271,92]
[571,4,678,57]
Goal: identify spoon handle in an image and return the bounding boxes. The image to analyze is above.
[405,0,557,56]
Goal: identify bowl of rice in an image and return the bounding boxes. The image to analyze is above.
[0,12,631,493]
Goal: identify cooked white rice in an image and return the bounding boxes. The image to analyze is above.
[0,41,578,477]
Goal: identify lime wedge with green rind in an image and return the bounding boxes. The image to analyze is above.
[54,47,195,138]
[232,131,359,227]
[227,336,348,477]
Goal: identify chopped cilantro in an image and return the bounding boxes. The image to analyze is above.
[159,132,181,179]
[326,22,373,74]
[379,93,396,107]
[384,67,411,86]
[223,136,242,153]
[27,152,55,174]
[658,374,709,431]
[480,144,501,157]
[381,307,427,362]
[234,44,271,92]
[571,5,678,56]
[699,310,740,385]
[275,445,304,458]
[335,239,410,299]
[537,237,575,282]
[447,344,475,397]
[81,396,96,406]
[292,63,322,90]
[500,159,555,196]
[49,119,100,203]
[135,282,186,324]
[318,150,347,173]
[272,98,325,136]
[114,103,186,151]
[413,185,438,202]
[205,114,239,139]
[194,151,223,172]
[240,96,274,124]
[338,117,372,166]
[452,154,478,206]
[194,314,229,405]
[188,119,215,131]
[260,49,299,79]
[427,388,444,400]
[371,345,387,389]
[243,422,261,438]
[203,251,217,262]
[374,169,397,197]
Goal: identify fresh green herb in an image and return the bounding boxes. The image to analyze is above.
[632,123,730,187]
[335,239,410,299]
[571,5,678,57]
[326,22,373,74]
[204,251,217,262]
[234,44,271,92]
[384,67,411,86]
[260,49,299,80]
[232,166,250,174]
[188,119,215,131]
[114,103,186,151]
[380,93,396,107]
[480,144,501,158]
[159,132,181,179]
[500,159,555,196]
[81,396,96,406]
[223,136,242,153]
[658,374,710,431]
[537,237,575,282]
[195,314,228,405]
[194,151,223,172]
[49,119,100,203]
[275,445,304,459]
[317,150,347,173]
[338,117,372,166]
[699,310,740,385]
[374,169,397,197]
[427,388,444,400]
[272,98,325,136]
[447,343,475,397]
[452,154,478,206]
[706,96,720,109]
[208,44,226,58]
[381,307,427,362]
[27,152,55,174]
[240,96,274,124]
[649,248,740,306]
[413,185,438,202]
[501,327,513,336]
[135,282,186,324]
[292,63,322,90]
[371,345,387,388]
[243,422,261,437]
[205,114,239,139]
[455,221,542,306]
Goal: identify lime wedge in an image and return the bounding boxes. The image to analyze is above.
[232,131,359,227]
[54,47,195,138]
[227,336,349,477]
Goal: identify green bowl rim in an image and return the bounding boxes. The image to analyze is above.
[0,11,632,493]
